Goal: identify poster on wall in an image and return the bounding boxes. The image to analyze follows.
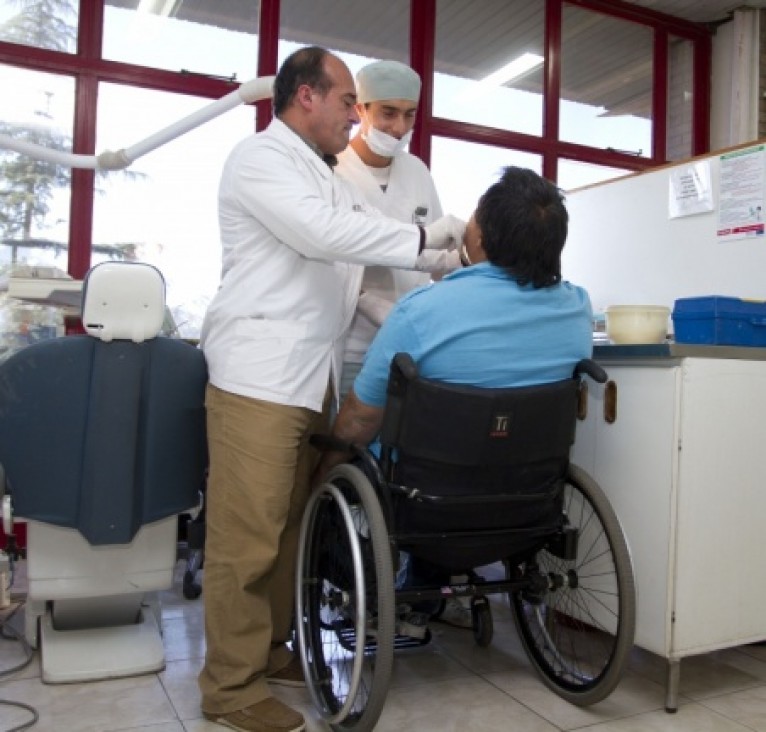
[717,144,766,243]
[668,160,713,218]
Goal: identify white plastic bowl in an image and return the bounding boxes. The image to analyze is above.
[605,305,670,345]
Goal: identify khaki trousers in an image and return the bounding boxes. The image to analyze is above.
[198,384,329,714]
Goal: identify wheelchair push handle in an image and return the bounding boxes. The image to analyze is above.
[574,358,607,384]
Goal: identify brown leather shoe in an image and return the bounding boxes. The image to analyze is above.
[202,696,305,732]
[266,656,305,688]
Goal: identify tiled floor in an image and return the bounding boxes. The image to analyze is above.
[4,559,766,732]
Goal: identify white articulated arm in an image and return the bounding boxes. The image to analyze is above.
[0,462,12,537]
[0,75,275,171]
[1,495,11,537]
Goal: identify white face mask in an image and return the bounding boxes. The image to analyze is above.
[362,126,413,158]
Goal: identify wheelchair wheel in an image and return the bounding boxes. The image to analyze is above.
[510,464,636,706]
[471,596,493,647]
[182,570,202,600]
[295,464,395,732]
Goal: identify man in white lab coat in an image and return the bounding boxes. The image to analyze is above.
[335,59,471,630]
[198,46,464,732]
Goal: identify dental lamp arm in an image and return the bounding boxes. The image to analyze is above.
[0,76,275,171]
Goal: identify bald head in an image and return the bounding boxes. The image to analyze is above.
[274,46,360,156]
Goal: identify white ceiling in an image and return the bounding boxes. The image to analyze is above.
[107,0,757,119]
[628,0,764,23]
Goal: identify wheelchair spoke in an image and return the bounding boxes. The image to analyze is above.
[295,465,394,732]
[511,465,636,706]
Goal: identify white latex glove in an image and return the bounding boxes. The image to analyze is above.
[424,214,466,250]
[414,247,462,275]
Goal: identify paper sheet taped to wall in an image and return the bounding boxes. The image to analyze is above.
[717,144,766,242]
[668,160,713,219]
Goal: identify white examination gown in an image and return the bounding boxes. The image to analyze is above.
[335,146,444,365]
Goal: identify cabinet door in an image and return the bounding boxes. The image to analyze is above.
[672,359,766,652]
[573,365,680,656]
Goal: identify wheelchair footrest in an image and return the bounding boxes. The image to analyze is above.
[394,628,431,649]
[335,624,431,653]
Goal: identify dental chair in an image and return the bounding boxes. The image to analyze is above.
[0,261,208,683]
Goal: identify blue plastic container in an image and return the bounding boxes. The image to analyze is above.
[672,296,766,346]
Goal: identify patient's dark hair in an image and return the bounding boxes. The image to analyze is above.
[273,46,333,116]
[475,166,568,288]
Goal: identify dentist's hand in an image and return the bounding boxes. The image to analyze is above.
[414,247,462,275]
[424,214,466,250]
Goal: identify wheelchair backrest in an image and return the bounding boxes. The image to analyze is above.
[380,353,579,469]
[378,353,586,567]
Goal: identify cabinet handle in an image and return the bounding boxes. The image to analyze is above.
[577,381,588,420]
[604,380,617,423]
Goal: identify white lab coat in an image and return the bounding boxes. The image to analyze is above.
[201,119,421,412]
[335,146,444,364]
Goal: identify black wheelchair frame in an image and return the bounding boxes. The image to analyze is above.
[295,354,636,732]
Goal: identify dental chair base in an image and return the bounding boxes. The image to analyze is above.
[24,516,177,683]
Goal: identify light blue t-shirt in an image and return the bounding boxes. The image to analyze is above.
[353,262,593,408]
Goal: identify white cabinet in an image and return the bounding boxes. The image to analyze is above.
[572,355,766,709]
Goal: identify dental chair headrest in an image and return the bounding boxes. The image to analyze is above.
[81,261,166,343]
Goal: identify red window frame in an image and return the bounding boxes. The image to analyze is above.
[0,0,711,277]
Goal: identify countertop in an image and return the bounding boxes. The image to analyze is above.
[592,341,766,362]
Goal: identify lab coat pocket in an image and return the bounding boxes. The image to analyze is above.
[226,318,308,395]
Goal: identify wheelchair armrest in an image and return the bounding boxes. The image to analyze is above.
[310,433,353,453]
[308,435,391,515]
[574,358,607,384]
[309,434,378,471]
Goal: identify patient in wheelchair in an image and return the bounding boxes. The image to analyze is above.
[315,165,593,637]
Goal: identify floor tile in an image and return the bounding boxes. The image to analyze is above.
[739,643,766,663]
[160,657,206,720]
[628,645,766,702]
[162,611,207,663]
[489,669,669,730]
[0,673,177,732]
[0,605,39,682]
[386,641,479,689]
[374,675,559,732]
[571,702,756,731]
[698,684,766,731]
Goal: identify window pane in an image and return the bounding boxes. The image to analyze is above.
[560,5,652,158]
[433,0,543,135]
[430,137,541,220]
[558,159,631,192]
[0,64,74,272]
[103,1,259,80]
[278,0,409,76]
[93,83,255,338]
[0,0,78,53]
[667,35,693,161]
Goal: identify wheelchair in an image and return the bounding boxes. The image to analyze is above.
[295,353,636,732]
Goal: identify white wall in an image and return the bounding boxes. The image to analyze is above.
[562,148,766,317]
